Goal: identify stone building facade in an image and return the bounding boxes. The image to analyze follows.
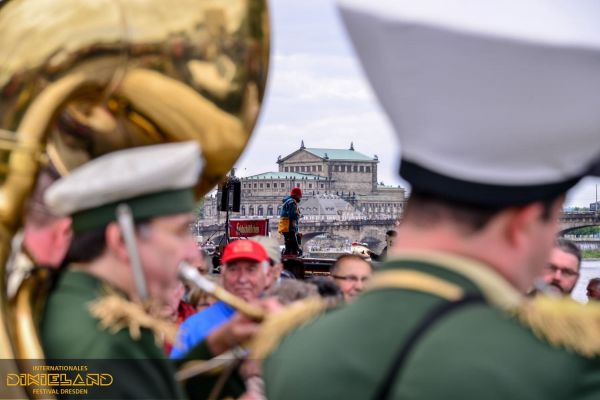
[201,142,406,225]
[277,141,379,193]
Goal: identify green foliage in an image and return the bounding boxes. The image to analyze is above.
[582,249,600,259]
[570,226,600,236]
[569,206,591,212]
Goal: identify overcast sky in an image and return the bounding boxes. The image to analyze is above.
[234,0,600,208]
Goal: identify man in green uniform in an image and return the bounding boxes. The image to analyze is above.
[263,1,600,399]
[41,141,258,399]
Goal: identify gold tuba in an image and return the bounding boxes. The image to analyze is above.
[0,0,269,394]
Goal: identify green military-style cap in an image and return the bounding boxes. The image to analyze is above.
[44,141,203,233]
[338,0,600,206]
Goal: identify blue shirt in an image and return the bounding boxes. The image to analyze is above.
[170,301,235,359]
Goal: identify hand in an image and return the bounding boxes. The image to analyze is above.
[205,299,284,356]
[260,297,285,314]
[206,313,260,355]
[238,377,267,400]
[240,359,262,380]
[238,376,266,400]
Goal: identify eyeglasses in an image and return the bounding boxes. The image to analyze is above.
[544,264,579,278]
[331,275,370,283]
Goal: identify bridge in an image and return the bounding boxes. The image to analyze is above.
[564,236,600,250]
[196,211,599,252]
[196,218,396,252]
[559,211,600,234]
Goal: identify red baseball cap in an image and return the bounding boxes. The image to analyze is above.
[221,240,269,264]
[291,187,302,197]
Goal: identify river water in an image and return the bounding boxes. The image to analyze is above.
[571,260,600,303]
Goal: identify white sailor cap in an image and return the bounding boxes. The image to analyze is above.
[338,0,600,205]
[45,141,203,233]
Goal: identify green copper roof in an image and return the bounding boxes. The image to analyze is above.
[305,148,375,161]
[244,172,327,180]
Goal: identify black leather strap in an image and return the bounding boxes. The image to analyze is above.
[372,294,486,400]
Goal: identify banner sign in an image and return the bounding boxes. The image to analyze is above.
[229,218,269,237]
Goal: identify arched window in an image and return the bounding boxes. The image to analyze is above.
[241,206,246,216]
[267,206,273,216]
[258,206,264,216]
[249,207,254,216]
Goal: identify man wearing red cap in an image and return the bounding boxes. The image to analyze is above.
[279,187,302,256]
[171,239,270,358]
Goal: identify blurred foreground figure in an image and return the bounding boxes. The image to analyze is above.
[263,1,600,399]
[42,142,202,399]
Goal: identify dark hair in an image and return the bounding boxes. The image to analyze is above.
[305,276,343,299]
[555,238,582,267]
[404,190,559,234]
[24,166,62,227]
[588,278,600,287]
[330,254,372,274]
[63,225,108,263]
[63,220,150,264]
[385,230,397,237]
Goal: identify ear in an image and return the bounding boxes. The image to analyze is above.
[262,261,270,274]
[547,195,566,221]
[48,217,72,260]
[105,222,129,262]
[504,203,546,248]
[53,217,72,244]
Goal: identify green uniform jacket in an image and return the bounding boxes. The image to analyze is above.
[264,252,600,400]
[42,270,185,399]
[42,269,245,399]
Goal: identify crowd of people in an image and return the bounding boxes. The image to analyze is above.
[19,151,600,398]
[17,146,381,398]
